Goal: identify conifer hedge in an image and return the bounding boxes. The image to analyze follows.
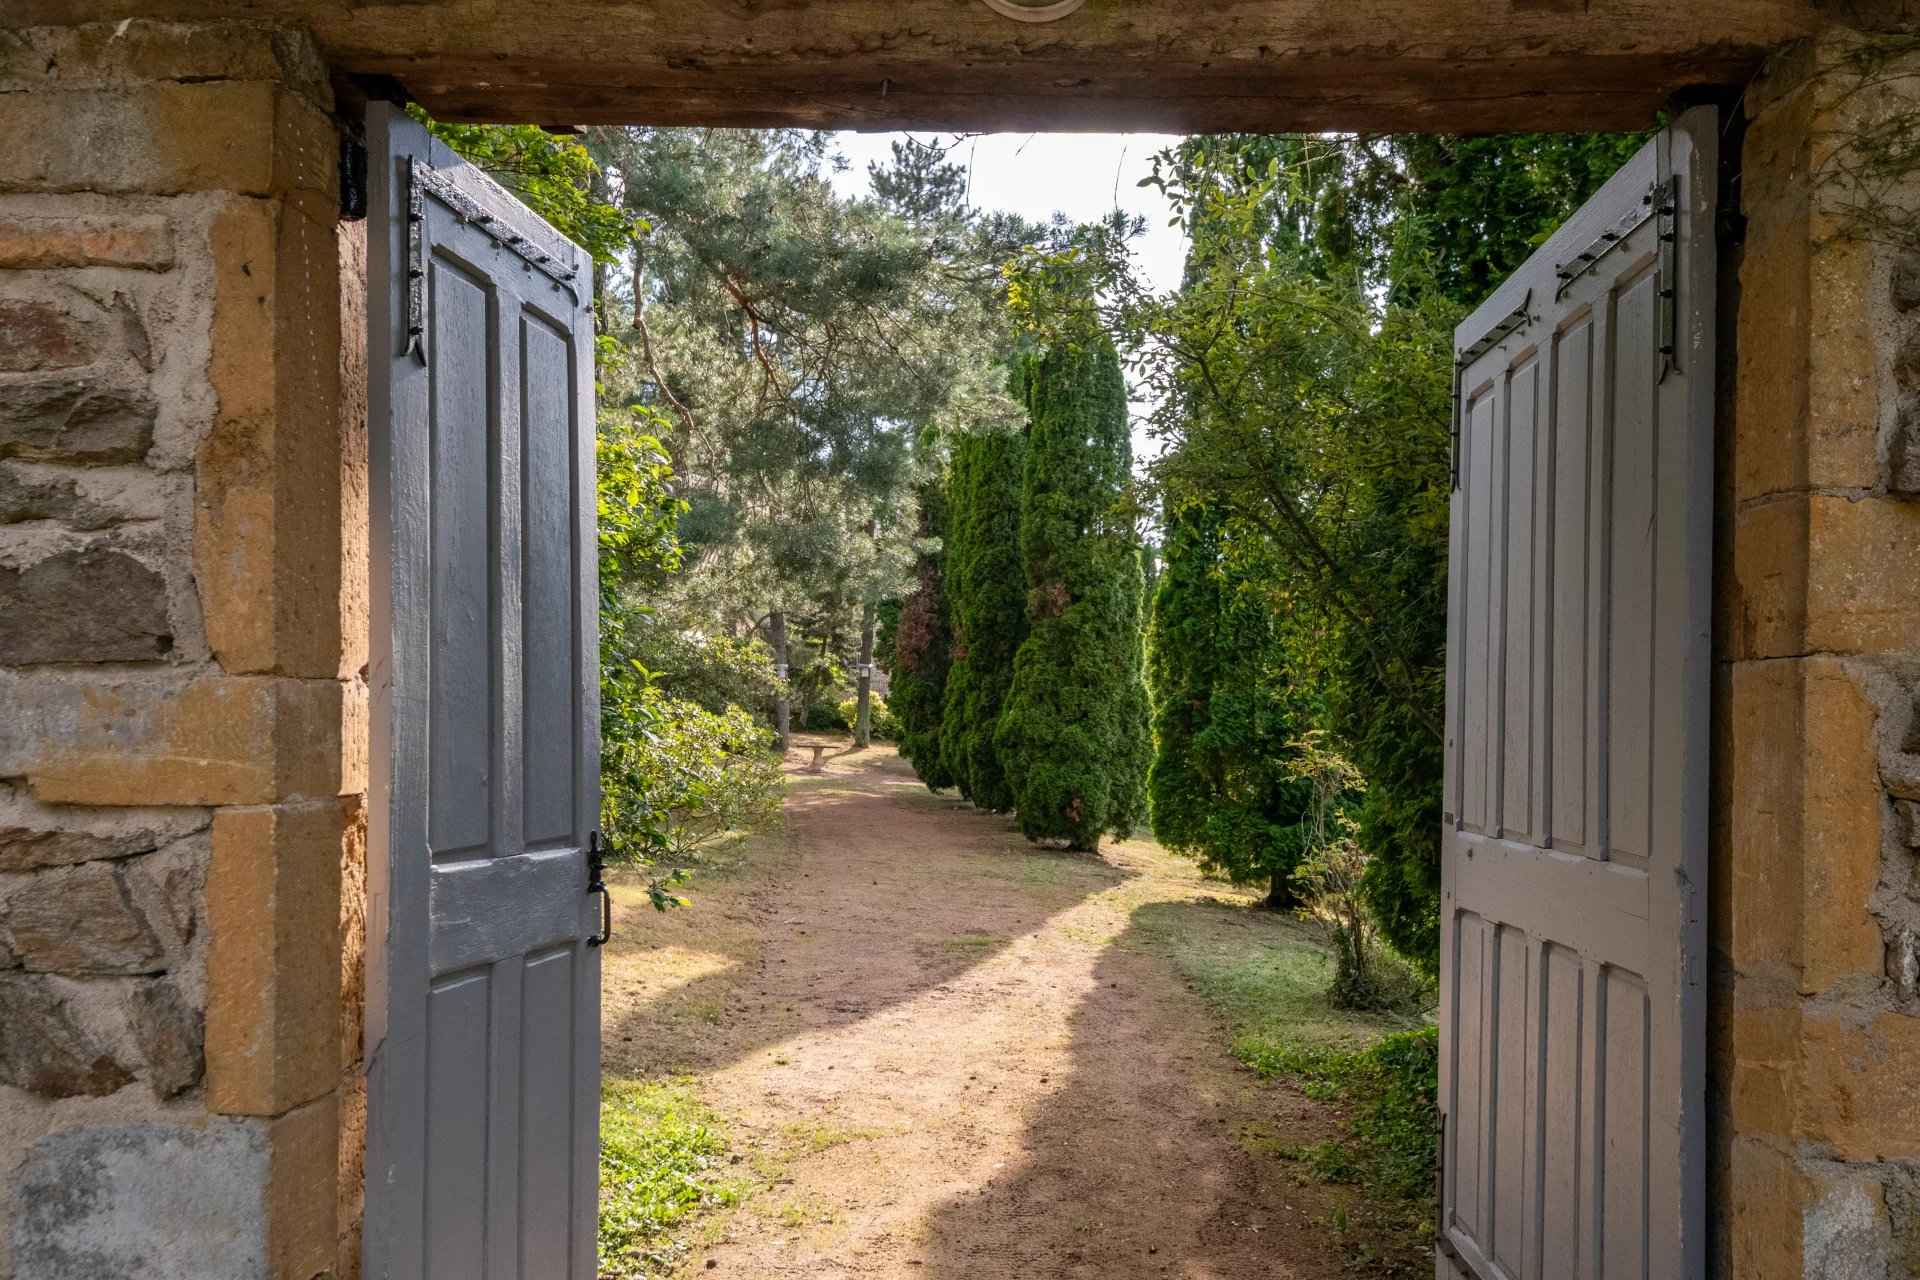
[939,429,1029,812]
[1146,500,1314,906]
[994,340,1149,850]
[892,479,955,789]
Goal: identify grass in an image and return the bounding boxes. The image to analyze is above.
[1241,1026,1441,1209]
[1132,898,1439,1251]
[598,1079,743,1279]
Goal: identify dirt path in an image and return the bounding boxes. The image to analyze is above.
[603,740,1406,1279]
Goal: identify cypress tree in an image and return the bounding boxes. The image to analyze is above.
[994,339,1148,850]
[892,479,955,789]
[1146,498,1313,906]
[940,429,1029,811]
[1146,500,1225,854]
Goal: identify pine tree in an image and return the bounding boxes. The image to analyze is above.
[1146,498,1314,906]
[892,479,955,789]
[940,429,1028,811]
[994,339,1148,850]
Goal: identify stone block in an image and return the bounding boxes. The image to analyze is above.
[1806,497,1920,656]
[0,373,156,463]
[1728,659,1805,978]
[0,460,177,530]
[3,860,164,975]
[337,1071,367,1280]
[0,82,338,212]
[339,793,367,1074]
[0,296,101,372]
[196,195,351,679]
[1804,1164,1894,1280]
[1730,497,1809,662]
[0,212,173,270]
[1801,659,1888,994]
[268,1093,341,1280]
[1730,1004,1800,1138]
[1732,214,1809,503]
[1728,1137,1804,1280]
[1732,496,1920,659]
[1,671,360,807]
[10,1121,270,1280]
[0,21,333,109]
[1802,1012,1920,1161]
[205,801,345,1116]
[1895,254,1920,313]
[127,974,204,1098]
[0,781,207,873]
[0,546,172,663]
[1806,235,1880,492]
[0,972,134,1097]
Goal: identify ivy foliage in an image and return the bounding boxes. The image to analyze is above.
[412,113,639,265]
[994,340,1149,850]
[939,427,1030,812]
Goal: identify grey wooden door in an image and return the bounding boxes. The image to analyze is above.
[364,103,602,1280]
[1438,107,1715,1280]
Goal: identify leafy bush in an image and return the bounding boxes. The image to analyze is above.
[1286,733,1434,1014]
[837,695,898,741]
[599,1080,741,1278]
[606,692,783,864]
[794,656,856,736]
[596,416,784,889]
[801,700,850,733]
[624,614,783,716]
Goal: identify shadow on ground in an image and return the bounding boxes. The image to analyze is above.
[600,742,1132,1079]
[914,897,1428,1280]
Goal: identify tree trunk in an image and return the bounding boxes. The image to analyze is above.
[770,609,791,749]
[854,600,877,747]
[1264,868,1295,911]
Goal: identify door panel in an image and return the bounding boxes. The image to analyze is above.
[366,102,602,1280]
[1439,108,1714,1280]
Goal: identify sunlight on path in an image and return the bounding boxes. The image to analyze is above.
[602,742,1391,1279]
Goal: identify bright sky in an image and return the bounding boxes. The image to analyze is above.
[830,130,1189,294]
[830,131,1189,461]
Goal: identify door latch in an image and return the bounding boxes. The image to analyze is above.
[586,831,613,947]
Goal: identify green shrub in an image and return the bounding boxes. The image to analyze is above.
[801,700,851,733]
[599,1080,741,1278]
[994,340,1148,849]
[1242,1026,1439,1205]
[603,689,783,865]
[893,479,957,789]
[837,694,897,741]
[1147,500,1314,904]
[940,429,1027,810]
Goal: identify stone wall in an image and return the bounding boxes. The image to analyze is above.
[1719,30,1920,1280]
[0,21,365,1280]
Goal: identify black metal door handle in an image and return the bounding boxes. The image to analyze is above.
[587,831,613,947]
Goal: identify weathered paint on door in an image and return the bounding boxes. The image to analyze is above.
[1438,108,1716,1280]
[364,103,602,1280]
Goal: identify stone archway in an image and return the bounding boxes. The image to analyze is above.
[2,9,1918,1278]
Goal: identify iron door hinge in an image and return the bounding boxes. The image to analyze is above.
[587,831,612,947]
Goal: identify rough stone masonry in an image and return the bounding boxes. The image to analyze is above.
[3,10,1920,1280]
[1718,30,1920,1280]
[0,22,367,1280]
